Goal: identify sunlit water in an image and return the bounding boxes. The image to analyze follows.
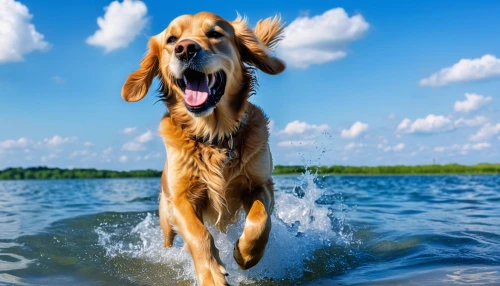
[0,173,499,285]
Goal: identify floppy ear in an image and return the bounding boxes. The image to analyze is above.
[121,38,160,102]
[232,15,286,75]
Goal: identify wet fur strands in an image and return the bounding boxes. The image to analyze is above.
[121,12,285,286]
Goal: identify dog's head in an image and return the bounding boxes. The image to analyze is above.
[121,12,285,137]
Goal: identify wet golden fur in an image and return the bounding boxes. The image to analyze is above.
[121,12,285,285]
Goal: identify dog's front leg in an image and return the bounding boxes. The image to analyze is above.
[171,195,228,286]
[234,182,274,269]
[159,171,177,248]
[159,190,176,248]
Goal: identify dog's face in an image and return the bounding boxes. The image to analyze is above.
[164,13,246,117]
[122,12,285,119]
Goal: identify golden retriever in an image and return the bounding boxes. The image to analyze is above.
[121,12,285,285]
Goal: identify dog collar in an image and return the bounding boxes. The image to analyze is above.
[186,111,247,164]
[190,131,240,165]
[190,128,239,147]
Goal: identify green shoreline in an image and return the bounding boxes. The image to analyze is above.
[0,164,499,180]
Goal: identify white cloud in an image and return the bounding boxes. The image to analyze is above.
[122,130,154,151]
[434,142,491,154]
[119,155,128,162]
[44,135,77,146]
[278,8,369,68]
[397,114,453,134]
[0,0,50,63]
[393,143,405,151]
[344,142,364,150]
[399,113,487,134]
[136,130,154,143]
[102,147,113,154]
[454,116,488,127]
[280,120,329,135]
[454,93,492,113]
[397,119,411,132]
[434,146,446,152]
[469,142,491,150]
[121,127,137,134]
[83,141,95,147]
[341,121,369,139]
[0,137,28,149]
[277,140,316,147]
[383,143,405,152]
[420,54,500,87]
[388,113,396,120]
[86,0,148,52]
[470,123,500,141]
[122,141,144,151]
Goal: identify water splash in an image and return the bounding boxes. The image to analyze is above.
[95,170,358,284]
[275,169,334,236]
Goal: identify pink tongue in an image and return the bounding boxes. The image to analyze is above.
[184,76,209,107]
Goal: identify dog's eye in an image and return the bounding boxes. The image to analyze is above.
[206,31,223,39]
[167,36,177,44]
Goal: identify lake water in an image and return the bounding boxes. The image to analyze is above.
[1,173,499,285]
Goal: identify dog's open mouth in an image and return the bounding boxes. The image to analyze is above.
[177,69,226,114]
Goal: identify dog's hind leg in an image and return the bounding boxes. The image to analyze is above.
[233,181,274,269]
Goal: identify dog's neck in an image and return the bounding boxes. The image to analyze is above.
[168,101,247,144]
[187,111,247,145]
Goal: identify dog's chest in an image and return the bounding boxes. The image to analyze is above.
[196,143,240,180]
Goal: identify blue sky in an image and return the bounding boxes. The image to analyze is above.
[1,0,500,170]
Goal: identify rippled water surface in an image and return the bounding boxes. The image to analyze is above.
[1,174,499,285]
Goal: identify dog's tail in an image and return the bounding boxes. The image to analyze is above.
[253,15,285,50]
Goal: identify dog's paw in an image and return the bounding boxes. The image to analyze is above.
[198,260,229,286]
[233,238,264,270]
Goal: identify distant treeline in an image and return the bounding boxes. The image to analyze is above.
[0,167,162,180]
[0,164,499,180]
[273,163,500,175]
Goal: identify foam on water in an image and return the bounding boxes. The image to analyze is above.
[95,170,358,284]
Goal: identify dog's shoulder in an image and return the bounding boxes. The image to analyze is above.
[243,103,271,139]
[236,103,271,164]
[158,113,193,150]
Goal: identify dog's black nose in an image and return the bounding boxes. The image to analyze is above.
[175,39,200,62]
